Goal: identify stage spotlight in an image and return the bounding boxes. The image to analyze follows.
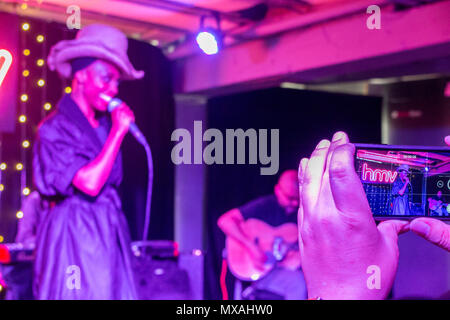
[196,15,223,55]
[196,30,220,55]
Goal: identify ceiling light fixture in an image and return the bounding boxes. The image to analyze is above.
[196,14,223,55]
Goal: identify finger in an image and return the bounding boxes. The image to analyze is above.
[297,157,309,228]
[329,143,372,217]
[324,132,350,178]
[377,220,410,244]
[320,132,350,209]
[303,139,330,211]
[445,135,450,146]
[410,218,450,252]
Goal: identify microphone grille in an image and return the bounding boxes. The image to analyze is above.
[108,98,122,112]
[99,94,122,113]
[99,93,112,102]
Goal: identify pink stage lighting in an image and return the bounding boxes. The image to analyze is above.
[0,49,13,87]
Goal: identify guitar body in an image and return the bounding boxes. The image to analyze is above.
[429,199,443,211]
[226,219,301,282]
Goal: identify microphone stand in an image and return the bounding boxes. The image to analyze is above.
[100,94,154,242]
[141,140,153,242]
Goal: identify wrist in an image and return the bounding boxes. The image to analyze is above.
[307,282,388,300]
[111,124,127,139]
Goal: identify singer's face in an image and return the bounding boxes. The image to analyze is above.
[400,170,408,181]
[83,60,121,112]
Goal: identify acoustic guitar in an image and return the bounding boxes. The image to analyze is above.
[428,198,449,215]
[226,219,301,282]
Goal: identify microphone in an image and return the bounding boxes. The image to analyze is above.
[99,93,148,146]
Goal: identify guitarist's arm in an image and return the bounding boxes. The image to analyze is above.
[217,208,267,267]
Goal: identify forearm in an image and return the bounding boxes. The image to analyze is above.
[73,127,125,196]
[223,222,253,247]
[399,183,408,196]
[218,210,253,248]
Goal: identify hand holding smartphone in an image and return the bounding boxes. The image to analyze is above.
[354,144,450,220]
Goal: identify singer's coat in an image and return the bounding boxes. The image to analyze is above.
[32,94,137,299]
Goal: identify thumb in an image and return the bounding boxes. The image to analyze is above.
[410,218,450,252]
[377,220,410,244]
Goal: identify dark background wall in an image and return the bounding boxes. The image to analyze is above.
[369,78,450,299]
[120,38,175,241]
[384,78,450,146]
[204,88,382,299]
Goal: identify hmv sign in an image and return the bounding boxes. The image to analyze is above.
[360,163,398,184]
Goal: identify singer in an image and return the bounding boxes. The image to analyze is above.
[32,24,144,299]
[391,164,412,216]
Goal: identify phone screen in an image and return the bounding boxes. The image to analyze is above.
[354,144,450,219]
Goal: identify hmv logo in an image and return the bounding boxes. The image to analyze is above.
[361,163,397,183]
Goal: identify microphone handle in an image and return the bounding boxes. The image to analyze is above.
[128,123,148,146]
[108,98,148,146]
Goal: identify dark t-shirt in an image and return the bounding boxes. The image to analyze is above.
[239,194,297,227]
[431,195,446,203]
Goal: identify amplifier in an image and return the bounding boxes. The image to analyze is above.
[0,243,35,264]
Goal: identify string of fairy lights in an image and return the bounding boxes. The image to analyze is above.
[0,12,72,245]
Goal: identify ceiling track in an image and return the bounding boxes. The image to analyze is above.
[0,1,191,35]
[120,0,252,24]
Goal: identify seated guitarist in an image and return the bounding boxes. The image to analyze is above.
[217,170,307,300]
[428,191,448,216]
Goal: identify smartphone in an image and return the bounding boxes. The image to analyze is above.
[354,144,450,220]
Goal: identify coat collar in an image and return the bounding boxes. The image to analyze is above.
[57,94,104,151]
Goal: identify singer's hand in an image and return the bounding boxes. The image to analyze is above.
[111,102,135,135]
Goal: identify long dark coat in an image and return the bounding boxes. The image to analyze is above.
[32,94,137,299]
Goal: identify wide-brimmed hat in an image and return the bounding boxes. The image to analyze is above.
[397,164,410,172]
[47,24,144,80]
